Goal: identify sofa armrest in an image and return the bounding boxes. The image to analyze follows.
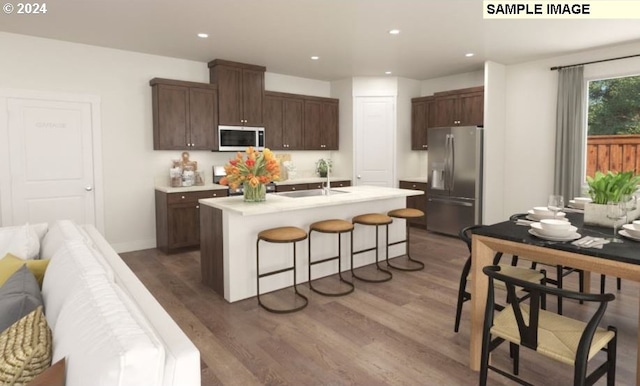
[81,226,200,386]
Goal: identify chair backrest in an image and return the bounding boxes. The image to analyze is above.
[459,224,484,254]
[483,265,615,352]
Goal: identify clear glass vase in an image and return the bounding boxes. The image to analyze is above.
[243,182,266,202]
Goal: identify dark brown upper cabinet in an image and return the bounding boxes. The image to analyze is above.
[432,86,484,127]
[150,78,218,150]
[264,91,304,150]
[411,96,434,150]
[304,98,339,150]
[208,59,266,127]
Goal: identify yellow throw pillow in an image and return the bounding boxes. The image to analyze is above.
[0,306,52,384]
[0,254,50,288]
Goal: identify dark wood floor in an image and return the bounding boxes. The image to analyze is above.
[121,229,637,385]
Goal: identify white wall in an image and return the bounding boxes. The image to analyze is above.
[0,32,335,251]
[420,70,484,96]
[502,40,640,216]
[483,61,507,224]
[397,77,424,180]
[330,78,354,179]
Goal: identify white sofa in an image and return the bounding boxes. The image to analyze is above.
[7,220,201,386]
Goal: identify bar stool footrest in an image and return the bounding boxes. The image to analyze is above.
[258,289,309,314]
[310,278,355,297]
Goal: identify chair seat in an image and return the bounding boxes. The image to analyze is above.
[310,219,354,233]
[496,265,545,284]
[258,226,307,243]
[387,208,424,219]
[352,213,393,225]
[491,304,616,366]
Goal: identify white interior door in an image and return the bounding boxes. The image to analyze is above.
[0,91,102,229]
[354,96,396,187]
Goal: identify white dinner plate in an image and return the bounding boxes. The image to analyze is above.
[530,222,577,237]
[526,210,568,221]
[529,228,581,241]
[568,200,586,210]
[619,230,640,242]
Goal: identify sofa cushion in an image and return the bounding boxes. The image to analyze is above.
[0,306,52,384]
[52,273,165,386]
[41,240,112,330]
[0,265,44,334]
[40,220,114,280]
[0,223,47,260]
[40,220,93,259]
[0,253,50,288]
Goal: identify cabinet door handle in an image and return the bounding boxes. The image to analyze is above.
[412,184,416,188]
[196,205,199,209]
[292,187,296,190]
[213,193,217,197]
[181,195,185,199]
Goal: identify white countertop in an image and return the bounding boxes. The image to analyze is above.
[274,176,351,185]
[199,185,422,216]
[155,183,229,193]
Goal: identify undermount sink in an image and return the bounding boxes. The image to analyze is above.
[277,189,349,198]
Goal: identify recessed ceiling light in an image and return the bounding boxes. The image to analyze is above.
[385,71,392,75]
[310,56,320,60]
[465,53,475,57]
[388,29,400,35]
[197,33,209,38]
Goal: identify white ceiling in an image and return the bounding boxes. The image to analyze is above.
[2,0,640,81]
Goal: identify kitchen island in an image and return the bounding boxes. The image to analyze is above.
[199,185,423,302]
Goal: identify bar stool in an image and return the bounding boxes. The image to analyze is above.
[308,219,355,296]
[386,208,425,271]
[351,213,393,282]
[256,226,309,313]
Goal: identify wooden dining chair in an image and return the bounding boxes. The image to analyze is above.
[509,213,585,315]
[480,265,617,386]
[454,225,546,333]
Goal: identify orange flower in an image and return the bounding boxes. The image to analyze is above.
[218,147,280,189]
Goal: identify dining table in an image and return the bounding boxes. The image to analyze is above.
[469,212,640,384]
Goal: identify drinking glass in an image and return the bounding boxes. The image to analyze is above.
[606,201,625,243]
[547,194,565,218]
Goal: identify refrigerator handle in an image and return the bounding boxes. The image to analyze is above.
[449,135,455,190]
[444,134,451,190]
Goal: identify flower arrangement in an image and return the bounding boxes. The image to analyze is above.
[220,147,280,201]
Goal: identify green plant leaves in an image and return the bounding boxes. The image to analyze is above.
[587,170,640,204]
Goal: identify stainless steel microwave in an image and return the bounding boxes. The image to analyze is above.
[217,125,265,151]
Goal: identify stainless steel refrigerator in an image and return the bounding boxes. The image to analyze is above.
[426,126,483,236]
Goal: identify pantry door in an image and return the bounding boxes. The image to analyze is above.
[354,96,396,187]
[0,90,103,231]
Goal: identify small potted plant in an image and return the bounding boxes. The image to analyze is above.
[584,170,640,226]
[315,159,332,178]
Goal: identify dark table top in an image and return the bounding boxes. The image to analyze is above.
[473,212,640,265]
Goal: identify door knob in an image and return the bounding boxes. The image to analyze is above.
[85,186,93,191]
[357,175,361,179]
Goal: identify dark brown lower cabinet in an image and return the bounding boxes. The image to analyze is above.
[156,189,228,253]
[399,181,427,229]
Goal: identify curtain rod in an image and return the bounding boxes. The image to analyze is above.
[550,53,640,71]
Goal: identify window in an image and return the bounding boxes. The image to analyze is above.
[586,74,640,178]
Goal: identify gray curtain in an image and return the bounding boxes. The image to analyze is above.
[554,66,585,202]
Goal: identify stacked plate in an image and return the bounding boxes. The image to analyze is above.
[529,219,580,241]
[568,197,592,210]
[526,206,568,222]
[620,221,640,241]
